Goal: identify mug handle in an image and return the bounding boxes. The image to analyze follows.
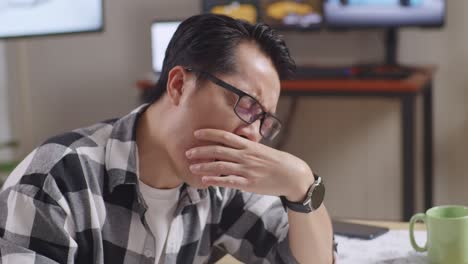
[409,213,428,252]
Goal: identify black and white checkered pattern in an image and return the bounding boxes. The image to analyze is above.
[0,104,302,264]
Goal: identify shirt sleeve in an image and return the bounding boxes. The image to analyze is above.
[0,157,77,264]
[213,189,299,264]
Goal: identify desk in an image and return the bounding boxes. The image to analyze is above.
[216,219,425,264]
[334,219,427,263]
[278,67,435,221]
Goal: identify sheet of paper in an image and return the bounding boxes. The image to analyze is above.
[336,230,428,263]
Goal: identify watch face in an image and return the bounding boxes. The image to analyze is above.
[311,183,325,210]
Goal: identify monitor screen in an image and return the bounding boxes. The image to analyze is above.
[259,0,323,29]
[0,0,104,39]
[202,0,259,24]
[151,20,181,73]
[203,0,323,29]
[324,0,445,28]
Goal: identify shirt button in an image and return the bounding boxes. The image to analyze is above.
[143,249,153,258]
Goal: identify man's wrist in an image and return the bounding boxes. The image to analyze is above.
[284,170,316,202]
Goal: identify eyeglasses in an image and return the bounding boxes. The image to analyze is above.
[185,68,282,140]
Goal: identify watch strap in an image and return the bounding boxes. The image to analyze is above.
[280,174,324,213]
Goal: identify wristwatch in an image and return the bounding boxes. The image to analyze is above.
[280,174,325,213]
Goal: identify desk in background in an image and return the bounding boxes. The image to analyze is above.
[277,66,435,221]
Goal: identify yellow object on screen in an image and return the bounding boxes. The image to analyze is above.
[267,1,314,20]
[211,3,258,23]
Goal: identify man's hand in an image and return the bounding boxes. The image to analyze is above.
[186,129,315,201]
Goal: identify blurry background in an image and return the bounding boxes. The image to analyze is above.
[0,0,466,221]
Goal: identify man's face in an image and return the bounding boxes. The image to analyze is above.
[165,41,281,188]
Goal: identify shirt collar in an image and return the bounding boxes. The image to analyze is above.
[104,104,208,205]
[105,104,148,193]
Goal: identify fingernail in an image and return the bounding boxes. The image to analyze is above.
[194,130,201,137]
[190,164,200,171]
[185,150,193,158]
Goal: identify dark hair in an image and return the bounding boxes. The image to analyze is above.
[146,14,296,103]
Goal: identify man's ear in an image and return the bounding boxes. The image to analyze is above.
[166,66,188,106]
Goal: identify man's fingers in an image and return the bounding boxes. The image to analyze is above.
[201,175,249,189]
[189,161,243,176]
[194,129,247,149]
[186,145,241,163]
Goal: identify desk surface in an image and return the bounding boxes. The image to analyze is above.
[215,219,425,264]
[280,66,435,93]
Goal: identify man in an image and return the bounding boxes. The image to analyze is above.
[0,14,335,263]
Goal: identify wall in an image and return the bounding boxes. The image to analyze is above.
[5,0,202,155]
[3,0,467,220]
[0,42,12,161]
[399,0,468,206]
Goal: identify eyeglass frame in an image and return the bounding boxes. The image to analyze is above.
[184,67,283,140]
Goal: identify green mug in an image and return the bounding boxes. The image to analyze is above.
[409,205,468,264]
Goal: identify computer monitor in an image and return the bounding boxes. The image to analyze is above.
[202,0,323,30]
[151,20,181,73]
[202,0,259,24]
[259,0,323,29]
[0,0,104,39]
[324,0,445,28]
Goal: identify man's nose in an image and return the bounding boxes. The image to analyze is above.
[234,119,262,142]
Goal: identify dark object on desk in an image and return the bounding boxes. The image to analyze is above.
[333,220,389,240]
[294,65,412,80]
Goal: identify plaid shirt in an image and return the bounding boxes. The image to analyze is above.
[0,104,303,264]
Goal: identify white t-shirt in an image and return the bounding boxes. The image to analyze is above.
[138,180,181,264]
